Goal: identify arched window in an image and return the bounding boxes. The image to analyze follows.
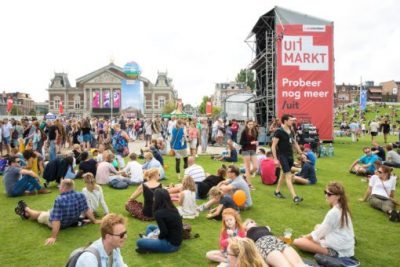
[54,96,60,109]
[74,95,81,109]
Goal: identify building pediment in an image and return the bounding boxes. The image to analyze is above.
[86,71,122,84]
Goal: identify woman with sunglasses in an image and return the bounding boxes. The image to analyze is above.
[359,165,399,222]
[293,182,355,258]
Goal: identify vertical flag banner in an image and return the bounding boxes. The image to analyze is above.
[113,90,121,108]
[276,24,334,140]
[6,97,13,113]
[360,86,367,111]
[59,101,64,115]
[121,80,144,113]
[92,91,100,108]
[206,101,212,115]
[103,90,110,108]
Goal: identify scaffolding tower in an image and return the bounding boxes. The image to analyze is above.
[246,10,277,129]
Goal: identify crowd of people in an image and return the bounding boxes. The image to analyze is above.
[3,112,398,266]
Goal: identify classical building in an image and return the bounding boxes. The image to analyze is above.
[47,63,177,118]
[212,82,249,107]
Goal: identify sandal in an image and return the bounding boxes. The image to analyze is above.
[14,206,28,220]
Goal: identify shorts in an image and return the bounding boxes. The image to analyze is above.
[370,132,378,137]
[242,150,256,157]
[82,134,91,142]
[174,148,188,159]
[190,139,197,149]
[37,210,52,228]
[3,136,11,145]
[278,155,294,173]
[255,235,288,259]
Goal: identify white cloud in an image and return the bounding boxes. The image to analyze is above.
[0,0,399,105]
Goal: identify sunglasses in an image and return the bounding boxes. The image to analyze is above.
[324,190,336,197]
[377,170,383,174]
[109,231,127,239]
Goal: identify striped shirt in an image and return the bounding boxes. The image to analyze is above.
[184,164,206,183]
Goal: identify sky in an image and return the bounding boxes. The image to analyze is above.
[0,0,399,106]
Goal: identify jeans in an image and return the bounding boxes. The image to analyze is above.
[10,175,42,197]
[49,140,56,161]
[136,225,180,253]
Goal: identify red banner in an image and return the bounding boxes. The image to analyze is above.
[206,101,212,115]
[59,101,64,115]
[6,98,13,113]
[276,24,334,140]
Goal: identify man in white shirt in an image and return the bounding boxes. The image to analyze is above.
[76,213,128,267]
[184,156,206,183]
[121,153,143,185]
[369,120,380,141]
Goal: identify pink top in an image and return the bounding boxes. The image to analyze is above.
[219,228,246,251]
[95,162,117,185]
[188,128,198,139]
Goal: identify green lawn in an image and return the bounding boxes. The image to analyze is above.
[1,135,399,267]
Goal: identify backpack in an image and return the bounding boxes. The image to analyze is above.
[65,246,100,267]
[112,132,127,153]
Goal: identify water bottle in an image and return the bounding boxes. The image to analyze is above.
[328,144,334,157]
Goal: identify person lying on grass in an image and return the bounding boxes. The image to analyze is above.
[14,179,100,245]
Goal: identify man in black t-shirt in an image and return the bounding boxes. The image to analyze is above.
[271,114,303,204]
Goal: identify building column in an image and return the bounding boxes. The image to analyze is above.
[89,88,93,116]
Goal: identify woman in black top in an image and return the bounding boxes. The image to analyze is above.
[76,151,98,178]
[125,168,162,220]
[136,188,183,253]
[197,166,226,199]
[244,219,305,266]
[239,120,259,189]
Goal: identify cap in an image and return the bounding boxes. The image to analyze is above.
[303,143,311,150]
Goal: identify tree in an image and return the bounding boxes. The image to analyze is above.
[198,96,210,114]
[212,106,221,118]
[29,109,36,116]
[235,69,255,90]
[162,100,176,114]
[10,106,22,115]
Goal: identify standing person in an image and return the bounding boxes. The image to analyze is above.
[381,119,391,143]
[188,122,199,157]
[200,119,209,154]
[135,188,183,253]
[111,124,129,169]
[144,119,153,147]
[369,120,380,141]
[81,118,92,150]
[272,114,303,204]
[293,182,355,258]
[239,120,259,190]
[47,120,59,161]
[2,118,13,155]
[171,119,188,181]
[230,119,239,143]
[75,213,128,267]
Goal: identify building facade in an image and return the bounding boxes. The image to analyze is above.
[0,91,35,115]
[212,82,249,108]
[47,63,177,118]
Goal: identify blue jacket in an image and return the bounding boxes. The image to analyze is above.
[171,127,187,150]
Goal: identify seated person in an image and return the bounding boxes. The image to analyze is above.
[372,141,386,161]
[95,144,106,162]
[200,186,238,220]
[303,143,317,166]
[42,155,75,187]
[157,137,168,155]
[120,153,144,185]
[3,156,50,197]
[150,139,164,166]
[125,168,162,221]
[82,173,109,216]
[214,140,238,163]
[259,151,280,185]
[255,148,267,174]
[383,143,400,168]
[196,166,227,199]
[135,188,183,253]
[244,219,306,267]
[76,151,98,178]
[359,165,399,222]
[142,152,165,180]
[349,147,380,175]
[14,179,100,245]
[220,165,252,209]
[176,175,199,219]
[72,144,82,165]
[293,153,317,185]
[95,151,120,185]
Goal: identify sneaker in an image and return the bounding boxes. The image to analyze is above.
[135,248,151,254]
[18,200,28,211]
[37,188,51,194]
[249,184,256,191]
[197,204,206,212]
[274,191,285,199]
[389,210,399,222]
[293,196,303,204]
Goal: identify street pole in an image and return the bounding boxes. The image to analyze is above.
[111,89,113,121]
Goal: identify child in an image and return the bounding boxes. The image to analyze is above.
[82,173,109,216]
[177,175,199,219]
[206,208,246,264]
[203,186,238,220]
[244,219,306,267]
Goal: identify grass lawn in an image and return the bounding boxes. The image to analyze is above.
[1,135,399,267]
